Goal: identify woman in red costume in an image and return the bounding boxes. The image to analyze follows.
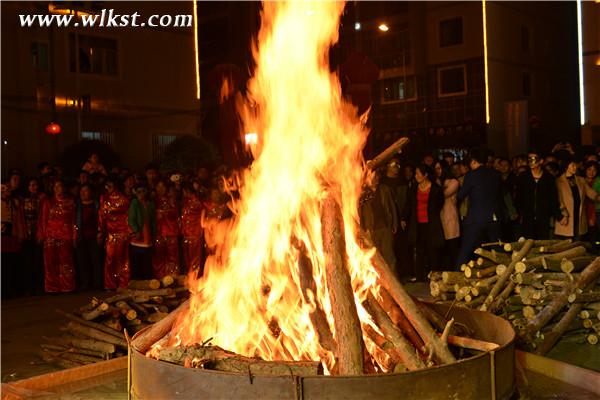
[152,180,180,278]
[98,178,131,289]
[181,183,204,273]
[37,180,76,293]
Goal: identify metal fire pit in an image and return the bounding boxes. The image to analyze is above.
[129,304,516,399]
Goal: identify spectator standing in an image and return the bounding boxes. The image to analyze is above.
[82,153,107,176]
[434,160,460,268]
[1,182,26,298]
[181,183,205,273]
[590,162,600,250]
[145,163,159,194]
[361,171,398,277]
[22,178,45,295]
[515,151,561,240]
[555,158,600,240]
[98,178,131,289]
[128,185,156,279]
[153,180,180,278]
[37,180,77,293]
[75,184,102,290]
[498,158,518,241]
[456,149,504,268]
[401,164,445,281]
[380,158,412,279]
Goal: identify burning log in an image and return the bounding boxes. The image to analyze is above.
[360,230,456,365]
[362,324,403,366]
[378,288,425,352]
[132,300,190,354]
[321,195,364,375]
[295,241,336,353]
[362,292,426,370]
[365,137,409,172]
[158,344,323,376]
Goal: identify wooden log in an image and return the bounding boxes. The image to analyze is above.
[80,302,109,321]
[102,318,123,333]
[535,302,584,355]
[524,257,600,338]
[321,196,363,375]
[360,230,456,365]
[117,288,175,297]
[489,281,517,313]
[77,298,101,314]
[39,352,82,369]
[514,272,580,285]
[481,239,534,312]
[132,299,190,354]
[127,279,161,290]
[444,335,499,352]
[145,312,169,324]
[55,309,123,339]
[43,335,116,354]
[128,301,149,317]
[378,288,426,352]
[158,344,322,375]
[474,248,511,265]
[539,240,590,254]
[362,324,403,365]
[428,271,443,282]
[362,293,425,370]
[131,294,151,303]
[66,322,127,348]
[526,246,587,268]
[429,280,456,297]
[560,256,598,274]
[161,275,175,287]
[366,137,410,171]
[496,264,508,276]
[470,285,490,297]
[441,271,469,286]
[40,343,108,359]
[465,265,496,279]
[587,334,599,345]
[455,286,471,302]
[568,291,600,304]
[40,348,103,364]
[475,275,499,288]
[502,237,526,252]
[115,301,137,321]
[295,241,336,353]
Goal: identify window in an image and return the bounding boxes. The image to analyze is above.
[439,17,463,47]
[381,76,417,103]
[522,73,531,97]
[438,65,467,97]
[31,42,49,71]
[81,131,114,145]
[375,29,411,69]
[153,134,177,161]
[521,26,530,52]
[69,34,118,76]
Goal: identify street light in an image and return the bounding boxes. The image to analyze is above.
[378,23,389,32]
[354,22,361,31]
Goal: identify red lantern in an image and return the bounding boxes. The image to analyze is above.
[45,122,61,135]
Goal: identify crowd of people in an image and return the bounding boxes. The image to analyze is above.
[1,154,234,298]
[362,142,600,282]
[2,142,600,298]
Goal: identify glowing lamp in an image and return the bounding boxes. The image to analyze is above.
[45,122,62,135]
[378,24,389,32]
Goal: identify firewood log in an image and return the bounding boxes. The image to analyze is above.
[39,352,82,369]
[568,291,600,304]
[526,246,588,268]
[43,335,116,354]
[513,272,579,285]
[362,293,426,370]
[535,302,585,356]
[102,318,123,333]
[128,279,161,290]
[55,309,123,339]
[428,271,443,282]
[81,302,110,321]
[559,256,598,273]
[470,285,490,297]
[161,275,175,287]
[360,231,456,365]
[321,195,363,375]
[441,272,469,286]
[443,335,499,352]
[362,324,403,365]
[489,281,516,313]
[132,300,190,354]
[295,240,336,353]
[66,322,127,348]
[496,264,508,276]
[465,265,496,279]
[429,281,456,297]
[132,294,151,303]
[539,240,590,254]
[377,288,425,352]
[366,137,410,171]
[40,343,108,359]
[502,237,526,252]
[587,334,599,345]
[145,312,169,324]
[474,275,499,288]
[158,344,323,375]
[474,248,511,265]
[40,348,103,364]
[481,239,534,312]
[524,257,600,338]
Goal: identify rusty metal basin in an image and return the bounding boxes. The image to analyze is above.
[129,304,516,400]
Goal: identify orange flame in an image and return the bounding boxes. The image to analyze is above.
[168,0,381,372]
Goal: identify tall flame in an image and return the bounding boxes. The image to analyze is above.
[170,0,380,372]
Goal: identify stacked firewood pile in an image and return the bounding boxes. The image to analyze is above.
[39,275,189,369]
[429,238,600,355]
[131,200,500,376]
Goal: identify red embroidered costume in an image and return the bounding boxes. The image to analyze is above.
[153,194,180,278]
[98,190,131,289]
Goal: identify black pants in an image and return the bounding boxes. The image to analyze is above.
[415,223,442,281]
[522,219,550,240]
[130,245,153,280]
[456,222,501,268]
[76,238,103,290]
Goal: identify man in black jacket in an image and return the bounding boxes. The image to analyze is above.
[456,149,505,268]
[515,150,561,239]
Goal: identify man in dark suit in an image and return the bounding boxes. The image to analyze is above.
[456,148,505,268]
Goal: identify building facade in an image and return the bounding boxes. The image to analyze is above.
[2,1,200,175]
